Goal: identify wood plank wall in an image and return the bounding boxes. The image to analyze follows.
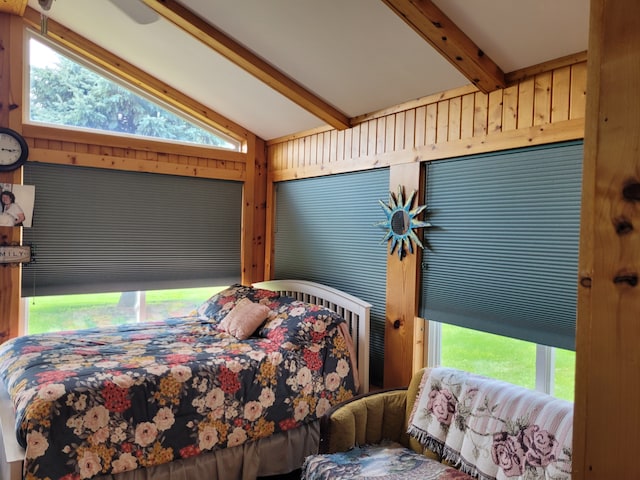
[265,55,587,388]
[22,125,248,181]
[267,56,587,181]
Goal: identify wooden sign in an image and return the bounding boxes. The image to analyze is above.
[0,244,31,265]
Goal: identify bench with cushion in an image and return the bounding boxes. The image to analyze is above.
[302,367,573,480]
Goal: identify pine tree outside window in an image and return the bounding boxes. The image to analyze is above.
[27,34,239,150]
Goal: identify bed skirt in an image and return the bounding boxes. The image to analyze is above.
[94,421,319,480]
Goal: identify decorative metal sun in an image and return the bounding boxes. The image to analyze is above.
[375,186,432,259]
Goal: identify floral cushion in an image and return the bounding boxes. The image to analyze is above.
[301,441,474,480]
[195,284,280,325]
[256,295,345,347]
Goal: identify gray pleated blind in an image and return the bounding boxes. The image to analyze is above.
[274,169,388,387]
[420,141,583,350]
[23,163,242,296]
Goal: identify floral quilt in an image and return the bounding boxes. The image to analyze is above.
[0,285,357,480]
[408,367,573,480]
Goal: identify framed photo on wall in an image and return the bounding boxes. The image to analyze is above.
[0,183,35,228]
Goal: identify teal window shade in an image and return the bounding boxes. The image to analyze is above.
[273,169,388,387]
[23,163,241,296]
[420,141,583,350]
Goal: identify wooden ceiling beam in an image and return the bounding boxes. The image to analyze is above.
[22,7,250,142]
[382,0,506,93]
[140,0,351,131]
[0,0,27,16]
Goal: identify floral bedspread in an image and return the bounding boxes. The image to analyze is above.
[0,289,357,480]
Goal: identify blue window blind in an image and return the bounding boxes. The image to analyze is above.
[419,141,583,350]
[274,169,388,387]
[23,163,242,296]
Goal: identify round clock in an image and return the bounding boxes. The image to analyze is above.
[0,127,29,172]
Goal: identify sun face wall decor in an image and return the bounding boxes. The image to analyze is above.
[375,186,432,259]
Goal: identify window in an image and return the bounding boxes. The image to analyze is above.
[427,323,576,401]
[27,34,239,150]
[25,286,227,334]
[21,35,243,334]
[421,142,582,401]
[22,163,242,297]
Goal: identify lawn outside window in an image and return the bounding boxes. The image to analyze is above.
[23,286,226,335]
[427,321,575,402]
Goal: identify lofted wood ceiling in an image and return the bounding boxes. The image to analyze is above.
[19,0,590,141]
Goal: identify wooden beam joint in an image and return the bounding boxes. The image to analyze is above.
[382,0,506,93]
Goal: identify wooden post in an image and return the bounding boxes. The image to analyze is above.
[241,133,267,285]
[383,161,424,388]
[574,0,640,476]
[0,13,25,342]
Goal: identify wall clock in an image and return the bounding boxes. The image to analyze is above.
[0,127,29,172]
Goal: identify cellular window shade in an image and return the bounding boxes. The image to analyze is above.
[273,169,388,387]
[419,141,583,351]
[22,163,241,296]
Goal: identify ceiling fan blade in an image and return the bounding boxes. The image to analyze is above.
[108,0,159,25]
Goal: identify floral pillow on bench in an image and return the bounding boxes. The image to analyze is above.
[302,440,473,480]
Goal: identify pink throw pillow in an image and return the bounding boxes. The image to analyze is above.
[220,297,270,339]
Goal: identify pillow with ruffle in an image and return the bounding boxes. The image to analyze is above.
[195,284,280,325]
[256,295,345,347]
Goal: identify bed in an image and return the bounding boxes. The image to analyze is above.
[0,280,371,480]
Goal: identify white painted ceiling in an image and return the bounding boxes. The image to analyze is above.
[26,0,590,141]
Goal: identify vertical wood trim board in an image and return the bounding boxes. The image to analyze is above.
[574,0,640,476]
[0,14,25,342]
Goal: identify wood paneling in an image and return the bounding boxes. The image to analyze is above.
[22,125,247,181]
[267,60,587,181]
